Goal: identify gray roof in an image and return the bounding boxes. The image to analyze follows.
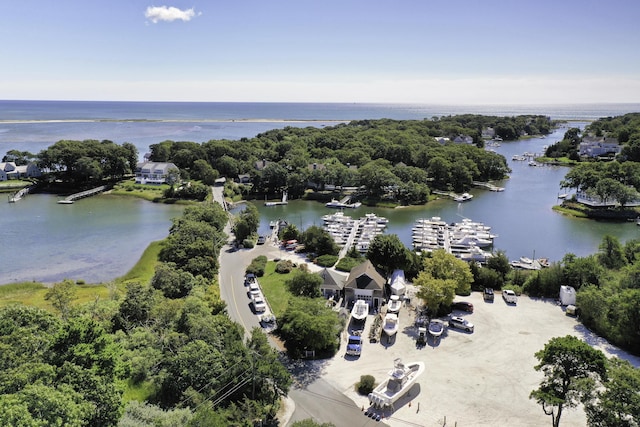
[320,268,346,291]
[345,260,386,291]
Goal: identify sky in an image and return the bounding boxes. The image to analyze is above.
[1,0,639,104]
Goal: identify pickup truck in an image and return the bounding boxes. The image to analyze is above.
[346,335,363,356]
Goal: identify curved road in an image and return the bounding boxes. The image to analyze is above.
[217,222,388,426]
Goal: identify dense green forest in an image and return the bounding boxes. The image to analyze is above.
[0,203,290,426]
[11,115,557,205]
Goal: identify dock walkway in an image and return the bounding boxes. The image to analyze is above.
[58,185,109,204]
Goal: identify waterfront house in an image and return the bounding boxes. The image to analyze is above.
[482,127,496,139]
[0,162,41,180]
[135,161,179,184]
[579,137,621,158]
[344,260,386,309]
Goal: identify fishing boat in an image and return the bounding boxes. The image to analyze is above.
[382,313,399,336]
[453,192,473,202]
[387,295,402,314]
[428,319,444,337]
[351,300,369,321]
[368,358,425,409]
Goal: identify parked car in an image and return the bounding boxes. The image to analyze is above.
[253,295,267,312]
[483,288,494,302]
[245,273,257,285]
[451,301,474,312]
[346,335,363,356]
[257,235,266,245]
[449,316,474,332]
[502,289,517,304]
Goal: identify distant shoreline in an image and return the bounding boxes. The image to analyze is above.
[0,118,350,124]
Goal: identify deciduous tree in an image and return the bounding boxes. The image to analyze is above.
[530,335,607,427]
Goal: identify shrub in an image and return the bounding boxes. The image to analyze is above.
[243,239,255,249]
[316,255,338,267]
[356,375,375,395]
[275,260,294,274]
[246,255,268,277]
[335,257,365,272]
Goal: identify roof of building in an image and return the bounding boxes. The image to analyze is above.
[345,260,386,291]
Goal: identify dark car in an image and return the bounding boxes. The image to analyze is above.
[451,301,474,313]
[483,288,495,302]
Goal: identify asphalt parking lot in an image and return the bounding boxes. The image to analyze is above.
[318,291,639,427]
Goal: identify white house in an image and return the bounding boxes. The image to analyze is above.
[579,137,621,158]
[0,162,41,181]
[135,162,179,184]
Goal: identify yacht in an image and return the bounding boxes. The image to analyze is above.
[368,359,425,409]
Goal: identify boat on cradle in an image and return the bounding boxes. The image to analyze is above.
[382,313,399,336]
[387,295,402,314]
[428,319,444,337]
[453,192,473,202]
[351,300,369,321]
[368,358,425,410]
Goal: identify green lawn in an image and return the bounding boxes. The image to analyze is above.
[259,262,294,317]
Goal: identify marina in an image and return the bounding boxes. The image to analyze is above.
[411,217,495,263]
[322,211,388,254]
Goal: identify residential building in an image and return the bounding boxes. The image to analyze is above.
[319,268,346,300]
[579,137,621,158]
[135,161,179,184]
[344,260,386,308]
[0,162,41,181]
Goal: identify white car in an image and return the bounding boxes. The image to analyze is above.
[253,296,266,312]
[449,316,474,332]
[502,289,517,304]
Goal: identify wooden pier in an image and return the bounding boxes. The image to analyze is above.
[8,185,34,203]
[58,185,109,204]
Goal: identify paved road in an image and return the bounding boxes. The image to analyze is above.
[217,230,389,426]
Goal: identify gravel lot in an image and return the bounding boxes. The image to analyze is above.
[319,291,640,427]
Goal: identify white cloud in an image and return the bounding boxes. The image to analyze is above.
[144,5,200,23]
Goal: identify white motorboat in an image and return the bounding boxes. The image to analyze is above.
[387,295,402,314]
[454,192,473,202]
[368,358,425,409]
[382,313,399,336]
[428,319,444,337]
[351,300,369,321]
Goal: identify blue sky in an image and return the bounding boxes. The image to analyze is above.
[1,0,639,103]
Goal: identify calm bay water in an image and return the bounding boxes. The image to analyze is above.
[0,194,183,284]
[255,124,639,263]
[1,101,640,284]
